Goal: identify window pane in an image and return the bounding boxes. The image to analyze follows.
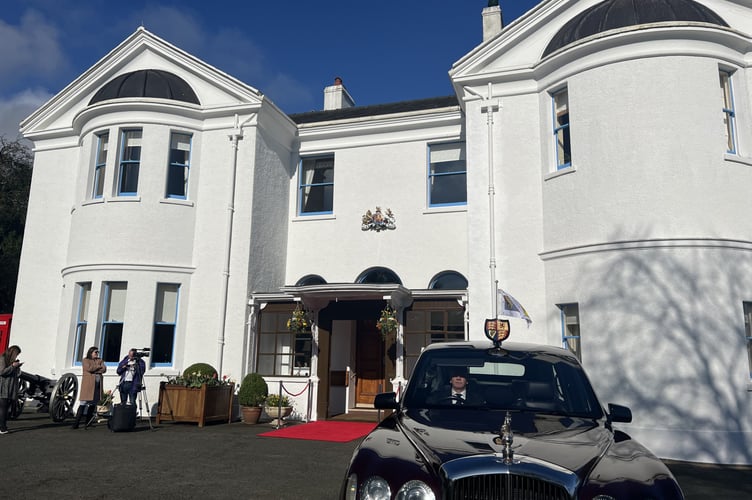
[429,172,467,205]
[257,310,312,376]
[720,71,737,154]
[102,323,123,363]
[559,303,581,361]
[553,89,571,169]
[118,129,141,195]
[93,133,108,198]
[259,333,275,353]
[429,142,467,207]
[155,284,178,323]
[167,133,191,198]
[300,156,334,214]
[105,283,127,321]
[74,283,91,363]
[152,324,175,364]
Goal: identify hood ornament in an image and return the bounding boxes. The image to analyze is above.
[500,411,515,464]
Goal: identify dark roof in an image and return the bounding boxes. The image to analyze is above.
[543,0,729,57]
[89,69,200,105]
[289,95,459,124]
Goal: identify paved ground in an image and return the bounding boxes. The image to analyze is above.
[2,412,750,499]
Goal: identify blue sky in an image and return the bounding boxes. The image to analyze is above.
[0,0,542,140]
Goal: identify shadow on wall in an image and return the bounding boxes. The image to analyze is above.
[573,236,751,464]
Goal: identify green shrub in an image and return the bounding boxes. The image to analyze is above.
[182,363,217,378]
[238,373,267,407]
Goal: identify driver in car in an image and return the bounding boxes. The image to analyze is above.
[428,367,484,406]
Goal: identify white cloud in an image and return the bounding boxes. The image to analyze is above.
[0,11,68,92]
[0,89,53,140]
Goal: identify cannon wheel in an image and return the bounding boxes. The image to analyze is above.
[50,373,78,422]
[9,379,28,419]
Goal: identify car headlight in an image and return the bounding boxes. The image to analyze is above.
[361,476,391,500]
[396,480,435,500]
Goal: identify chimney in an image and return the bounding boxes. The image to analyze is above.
[482,1,504,42]
[324,76,355,110]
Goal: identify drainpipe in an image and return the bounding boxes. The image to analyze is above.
[217,113,255,377]
[464,83,500,316]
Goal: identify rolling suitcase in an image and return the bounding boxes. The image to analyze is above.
[108,403,137,432]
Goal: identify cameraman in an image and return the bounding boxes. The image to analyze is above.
[116,349,146,405]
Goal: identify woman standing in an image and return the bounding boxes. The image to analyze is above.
[0,345,23,435]
[73,346,106,429]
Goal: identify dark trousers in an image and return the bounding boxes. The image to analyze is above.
[119,381,136,405]
[0,397,10,431]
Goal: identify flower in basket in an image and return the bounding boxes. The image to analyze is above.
[166,362,235,388]
[376,305,399,338]
[287,305,310,333]
[265,393,291,407]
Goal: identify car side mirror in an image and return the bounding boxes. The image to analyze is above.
[608,403,632,423]
[374,392,400,410]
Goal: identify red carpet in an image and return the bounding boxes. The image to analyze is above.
[258,421,376,443]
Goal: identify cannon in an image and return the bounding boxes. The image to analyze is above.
[9,371,79,422]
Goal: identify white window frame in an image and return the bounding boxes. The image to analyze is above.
[743,302,752,380]
[73,283,91,365]
[427,141,467,208]
[117,129,142,196]
[558,303,581,361]
[552,88,572,171]
[152,283,179,367]
[166,132,191,199]
[720,70,738,155]
[92,132,109,199]
[100,282,127,364]
[298,155,334,216]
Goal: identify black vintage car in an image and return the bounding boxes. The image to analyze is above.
[341,340,684,500]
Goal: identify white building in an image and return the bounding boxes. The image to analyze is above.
[13,0,752,464]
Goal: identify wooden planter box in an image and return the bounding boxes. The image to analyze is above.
[156,381,235,427]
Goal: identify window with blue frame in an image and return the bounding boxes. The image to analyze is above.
[73,283,91,364]
[92,132,108,199]
[152,283,179,366]
[743,302,752,379]
[117,129,142,196]
[552,88,571,170]
[299,155,334,215]
[558,303,580,361]
[720,70,738,154]
[166,133,191,199]
[101,282,127,363]
[428,142,467,207]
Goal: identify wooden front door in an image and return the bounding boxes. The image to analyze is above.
[355,320,384,406]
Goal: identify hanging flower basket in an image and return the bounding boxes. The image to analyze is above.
[376,305,399,339]
[287,304,310,333]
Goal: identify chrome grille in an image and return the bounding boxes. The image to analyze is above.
[448,473,570,500]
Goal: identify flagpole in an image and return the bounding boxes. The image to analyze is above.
[464,83,500,317]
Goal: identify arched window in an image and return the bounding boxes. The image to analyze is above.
[428,271,468,290]
[356,267,402,285]
[295,275,327,286]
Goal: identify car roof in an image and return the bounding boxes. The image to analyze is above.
[421,340,578,361]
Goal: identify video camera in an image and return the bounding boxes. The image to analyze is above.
[134,347,151,358]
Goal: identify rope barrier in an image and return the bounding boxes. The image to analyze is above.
[281,381,310,397]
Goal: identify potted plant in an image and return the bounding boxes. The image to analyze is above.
[156,363,235,427]
[238,373,267,424]
[264,393,292,422]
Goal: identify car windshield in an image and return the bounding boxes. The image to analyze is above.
[402,345,603,419]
